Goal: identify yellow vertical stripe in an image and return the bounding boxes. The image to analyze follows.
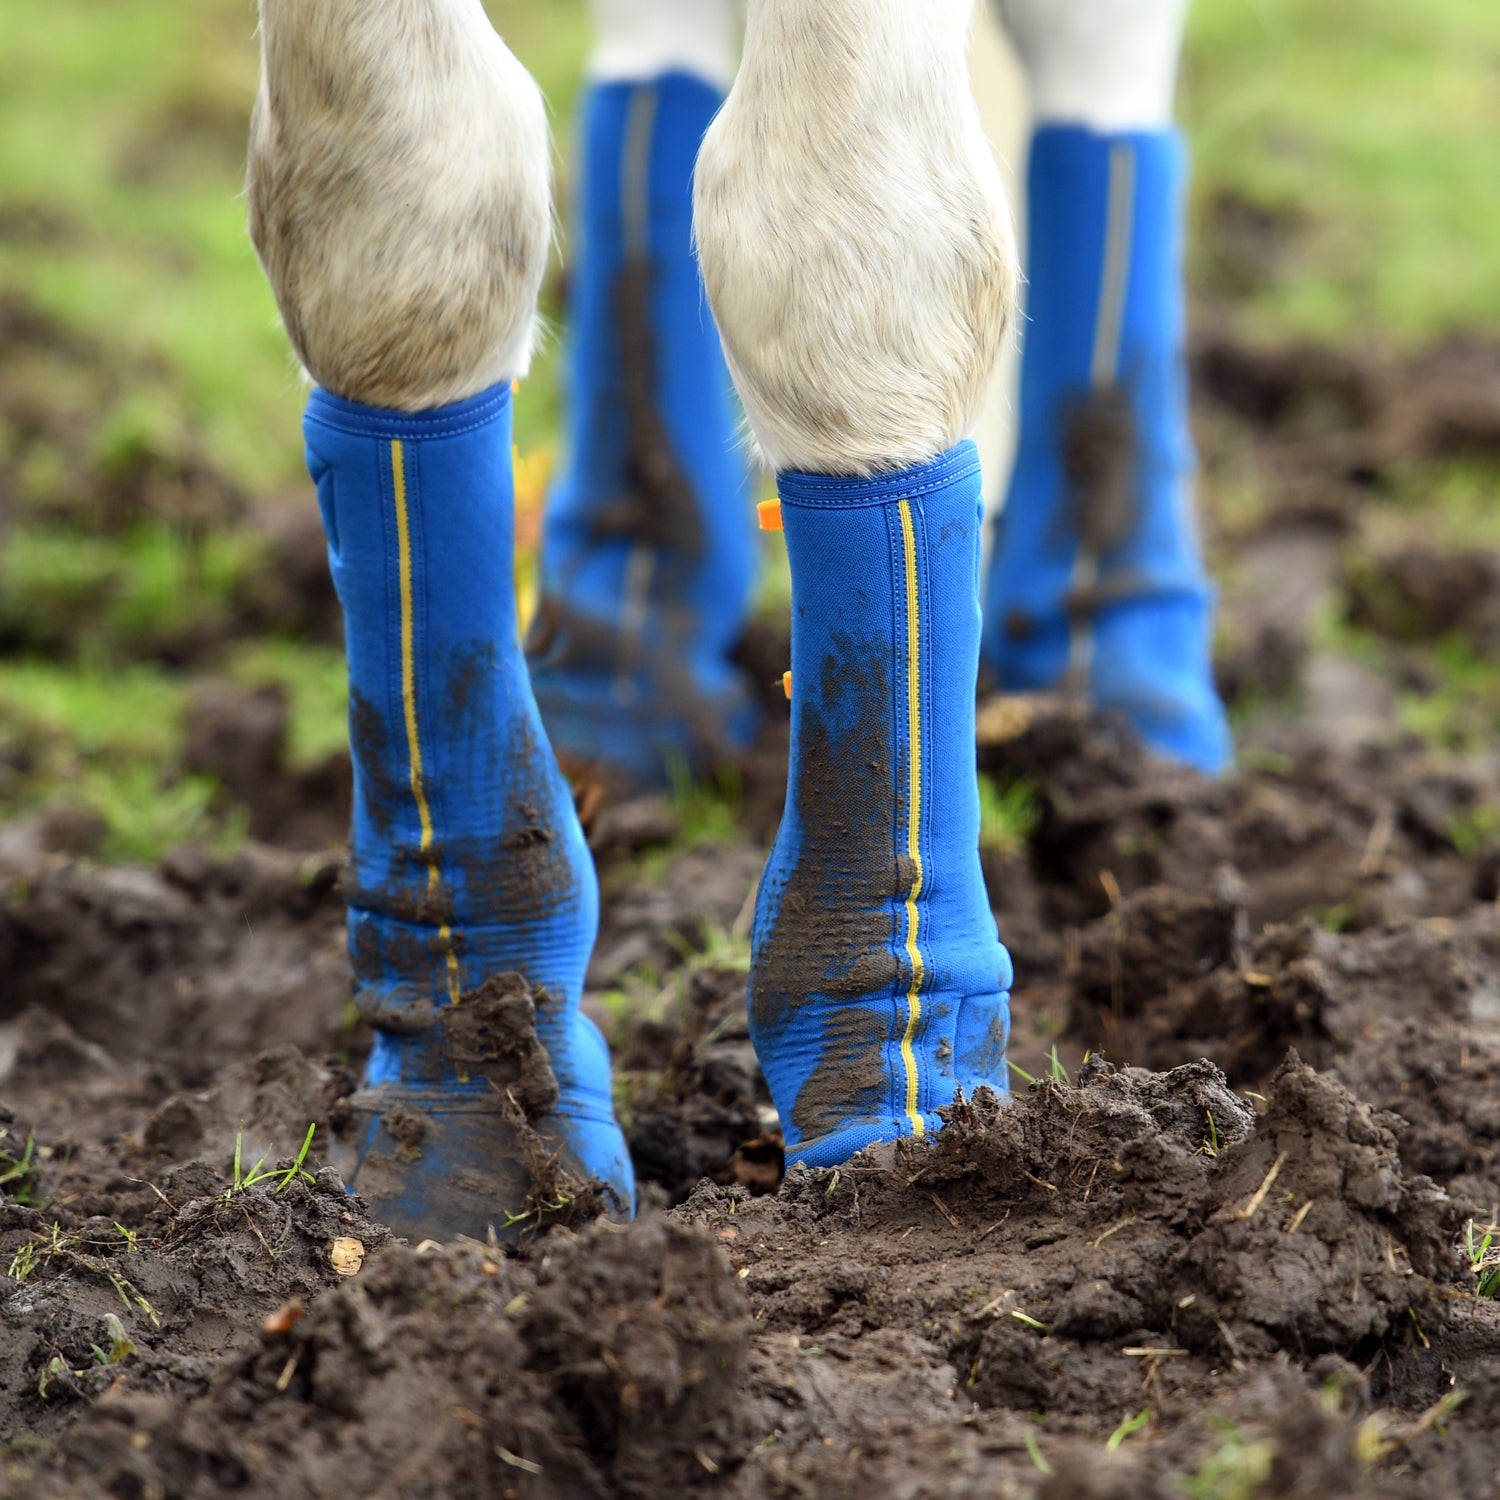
[391,440,462,1006]
[898,499,925,1136]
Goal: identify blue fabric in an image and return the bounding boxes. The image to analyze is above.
[752,444,1014,1170]
[528,73,757,785]
[983,126,1231,774]
[304,383,634,1229]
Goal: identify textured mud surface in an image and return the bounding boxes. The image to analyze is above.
[5,682,1500,1496]
[7,331,1500,1493]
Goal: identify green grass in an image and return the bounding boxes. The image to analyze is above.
[1184,0,1500,344]
[978,774,1040,857]
[1396,636,1500,755]
[224,1123,318,1200]
[0,1131,40,1207]
[0,659,246,861]
[1466,1220,1500,1298]
[1177,1421,1276,1500]
[3,0,1500,865]
[0,521,261,659]
[0,3,299,494]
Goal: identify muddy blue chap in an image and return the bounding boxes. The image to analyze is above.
[527,73,758,786]
[304,383,634,1240]
[752,444,1015,1170]
[983,125,1231,775]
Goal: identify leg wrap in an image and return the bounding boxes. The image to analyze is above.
[528,73,757,786]
[982,127,1230,773]
[306,383,633,1236]
[752,444,1013,1170]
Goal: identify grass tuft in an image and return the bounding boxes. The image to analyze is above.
[1465,1220,1500,1298]
[978,774,1040,857]
[222,1123,318,1201]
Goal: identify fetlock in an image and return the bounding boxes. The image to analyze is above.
[750,445,1013,1170]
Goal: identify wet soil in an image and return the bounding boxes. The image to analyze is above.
[5,329,1500,1495]
[4,677,1500,1496]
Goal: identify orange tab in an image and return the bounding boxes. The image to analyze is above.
[758,499,784,532]
[782,670,793,701]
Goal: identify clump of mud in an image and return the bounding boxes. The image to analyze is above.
[618,964,780,1205]
[25,1217,749,1500]
[19,1052,1496,1499]
[670,1054,1499,1496]
[0,1152,388,1452]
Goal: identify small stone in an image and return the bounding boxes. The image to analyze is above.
[329,1237,365,1277]
[262,1298,305,1336]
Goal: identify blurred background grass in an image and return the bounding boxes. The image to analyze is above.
[0,0,1497,860]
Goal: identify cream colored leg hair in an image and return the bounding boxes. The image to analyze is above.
[248,0,551,411]
[995,0,1190,129]
[694,0,1018,477]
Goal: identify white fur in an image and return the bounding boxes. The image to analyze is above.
[693,0,1018,477]
[996,0,1189,130]
[248,0,551,411]
[590,0,740,89]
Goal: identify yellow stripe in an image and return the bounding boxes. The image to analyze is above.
[898,499,925,1136]
[391,440,462,1006]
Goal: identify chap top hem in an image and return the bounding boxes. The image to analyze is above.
[304,382,512,441]
[777,442,980,510]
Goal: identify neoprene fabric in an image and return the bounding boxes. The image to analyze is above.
[753,444,1014,1170]
[983,125,1230,774]
[528,73,757,784]
[304,383,633,1235]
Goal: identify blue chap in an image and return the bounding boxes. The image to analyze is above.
[305,383,634,1238]
[528,74,758,785]
[752,445,1014,1170]
[983,126,1231,774]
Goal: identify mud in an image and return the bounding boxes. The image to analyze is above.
[7,327,1500,1494]
[437,973,560,1120]
[751,634,910,1146]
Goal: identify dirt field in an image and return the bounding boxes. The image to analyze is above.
[0,326,1497,1496]
[6,2,1500,1492]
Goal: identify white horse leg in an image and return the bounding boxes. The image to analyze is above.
[248,0,549,410]
[590,0,738,89]
[696,0,1019,1167]
[997,0,1188,131]
[697,0,1014,475]
[247,0,634,1240]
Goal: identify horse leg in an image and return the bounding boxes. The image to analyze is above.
[696,0,1019,1167]
[249,0,633,1239]
[526,0,759,788]
[984,0,1231,773]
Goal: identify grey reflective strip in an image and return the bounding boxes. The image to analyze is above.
[616,86,661,703]
[1067,141,1137,694]
[621,85,659,260]
[1090,143,1137,391]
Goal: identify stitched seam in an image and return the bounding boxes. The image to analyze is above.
[778,446,980,508]
[308,386,512,440]
[391,440,461,1006]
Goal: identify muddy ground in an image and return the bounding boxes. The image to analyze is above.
[4,332,1500,1497]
